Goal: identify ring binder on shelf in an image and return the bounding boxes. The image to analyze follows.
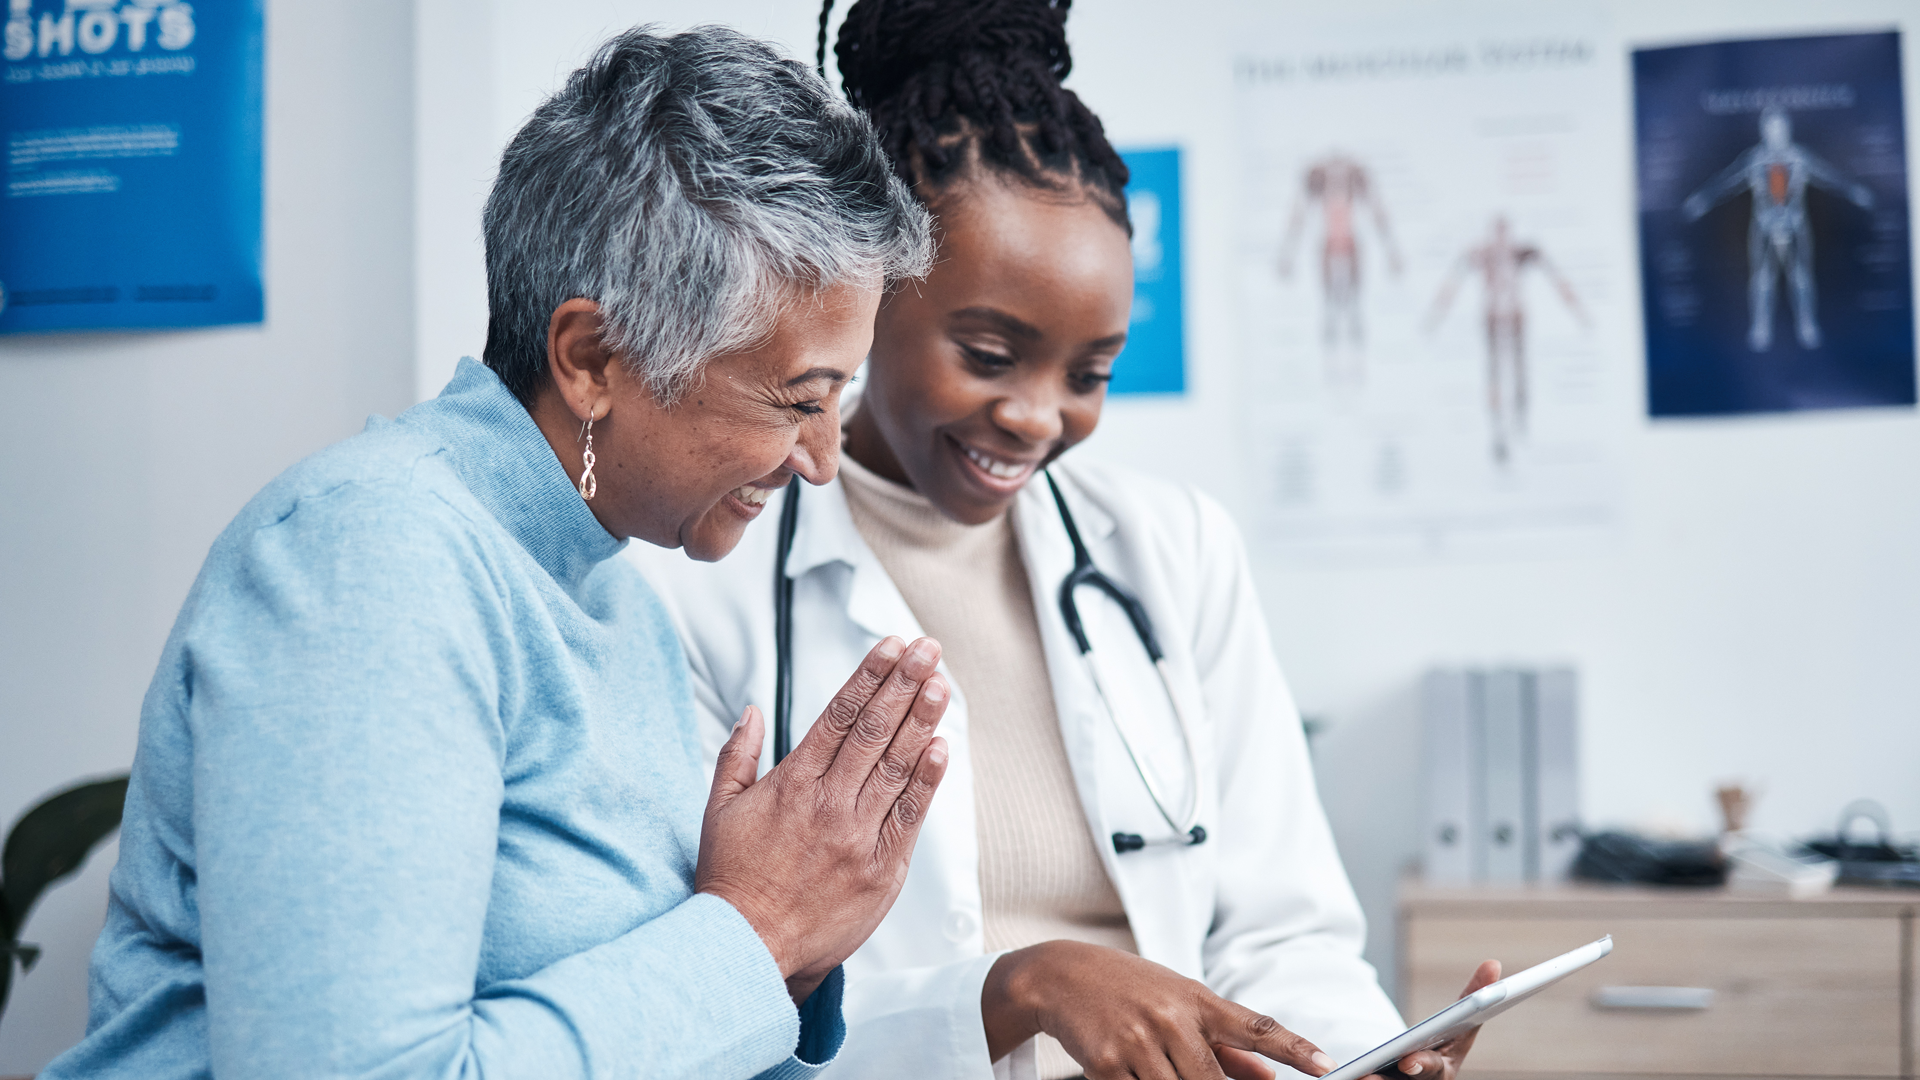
[1422,666,1580,884]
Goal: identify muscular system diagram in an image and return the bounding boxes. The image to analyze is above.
[1277,153,1401,379]
[1426,216,1587,465]
[1682,106,1875,352]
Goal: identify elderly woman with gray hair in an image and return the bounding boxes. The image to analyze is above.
[43,26,941,1080]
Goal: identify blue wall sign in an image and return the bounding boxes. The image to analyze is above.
[2,0,263,334]
[1113,146,1186,395]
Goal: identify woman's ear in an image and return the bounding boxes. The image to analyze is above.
[546,298,614,422]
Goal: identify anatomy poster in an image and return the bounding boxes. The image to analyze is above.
[1,0,263,334]
[1635,33,1914,417]
[1233,15,1626,560]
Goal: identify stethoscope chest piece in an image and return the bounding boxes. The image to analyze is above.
[1112,825,1208,854]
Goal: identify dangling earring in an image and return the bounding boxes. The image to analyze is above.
[578,413,598,501]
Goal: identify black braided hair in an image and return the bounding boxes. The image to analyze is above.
[817,0,835,76]
[828,0,1129,229]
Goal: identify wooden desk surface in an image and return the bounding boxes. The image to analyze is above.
[1399,880,1919,1077]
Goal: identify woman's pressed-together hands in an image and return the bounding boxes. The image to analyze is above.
[697,636,952,1002]
[982,942,1503,1080]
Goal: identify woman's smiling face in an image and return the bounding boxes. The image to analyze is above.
[843,178,1134,526]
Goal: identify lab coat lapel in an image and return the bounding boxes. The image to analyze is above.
[785,476,926,645]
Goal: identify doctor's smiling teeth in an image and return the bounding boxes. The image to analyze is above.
[961,444,1034,481]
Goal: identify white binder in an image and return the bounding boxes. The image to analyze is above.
[1534,668,1582,880]
[1420,670,1475,883]
[1422,665,1582,884]
[1481,670,1528,883]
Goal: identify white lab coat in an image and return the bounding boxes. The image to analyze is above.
[631,456,1404,1080]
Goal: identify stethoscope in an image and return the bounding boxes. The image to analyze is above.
[772,470,1207,855]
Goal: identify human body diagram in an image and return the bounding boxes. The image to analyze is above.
[1426,216,1586,464]
[1682,106,1874,352]
[1277,154,1401,379]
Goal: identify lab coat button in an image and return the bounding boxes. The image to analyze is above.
[942,910,976,942]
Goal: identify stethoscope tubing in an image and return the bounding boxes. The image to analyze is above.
[772,474,803,764]
[1045,473,1205,849]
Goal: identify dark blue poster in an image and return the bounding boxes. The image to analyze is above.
[1633,32,1913,417]
[1113,147,1185,395]
[2,0,262,334]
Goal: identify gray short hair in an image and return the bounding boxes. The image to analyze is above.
[482,25,933,405]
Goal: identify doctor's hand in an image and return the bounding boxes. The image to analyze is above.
[983,942,1336,1080]
[696,636,951,1005]
[1364,959,1501,1080]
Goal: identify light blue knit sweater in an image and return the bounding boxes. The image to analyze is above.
[42,359,842,1079]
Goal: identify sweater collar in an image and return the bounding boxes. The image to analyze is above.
[836,451,1010,553]
[405,358,624,591]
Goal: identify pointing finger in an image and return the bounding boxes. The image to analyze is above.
[1208,1001,1332,1078]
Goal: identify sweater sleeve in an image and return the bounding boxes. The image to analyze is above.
[179,484,832,1079]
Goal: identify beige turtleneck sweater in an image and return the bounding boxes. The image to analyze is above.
[838,452,1135,1080]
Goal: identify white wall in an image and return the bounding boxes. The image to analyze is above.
[413,0,854,400]
[425,0,1920,998]
[0,0,416,1069]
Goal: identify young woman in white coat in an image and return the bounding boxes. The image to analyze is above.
[635,2,1498,1078]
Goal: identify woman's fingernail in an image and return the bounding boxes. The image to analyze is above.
[1312,1052,1336,1073]
[1404,1062,1424,1076]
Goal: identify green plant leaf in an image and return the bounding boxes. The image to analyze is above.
[0,942,39,1029]
[0,774,127,1028]
[2,775,130,942]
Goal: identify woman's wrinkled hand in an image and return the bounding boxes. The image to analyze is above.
[983,941,1337,1080]
[695,636,951,1003]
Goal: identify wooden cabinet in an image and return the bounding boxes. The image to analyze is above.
[1399,882,1917,1078]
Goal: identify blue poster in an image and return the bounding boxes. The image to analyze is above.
[1113,146,1185,395]
[1634,32,1914,417]
[2,0,262,334]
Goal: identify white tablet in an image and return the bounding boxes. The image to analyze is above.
[1322,935,1613,1080]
